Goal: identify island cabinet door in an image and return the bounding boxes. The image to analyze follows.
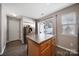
[28,39,40,56]
[40,46,52,56]
[27,38,55,56]
[52,38,56,55]
[40,39,53,56]
[52,44,56,55]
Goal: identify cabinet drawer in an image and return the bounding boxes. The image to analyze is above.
[40,39,52,51]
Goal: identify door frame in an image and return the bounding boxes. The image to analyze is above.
[7,15,23,43]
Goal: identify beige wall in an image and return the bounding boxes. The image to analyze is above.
[40,4,79,53]
[56,4,79,53]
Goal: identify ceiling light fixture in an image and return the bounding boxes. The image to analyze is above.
[46,3,51,6]
[12,13,17,17]
[41,13,44,15]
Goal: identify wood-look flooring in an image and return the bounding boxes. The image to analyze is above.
[1,40,27,56]
[0,40,77,56]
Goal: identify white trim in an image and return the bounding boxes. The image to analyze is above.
[0,45,6,55]
[57,45,78,54]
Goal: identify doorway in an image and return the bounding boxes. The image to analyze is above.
[7,16,22,43]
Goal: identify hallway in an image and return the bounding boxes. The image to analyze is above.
[1,40,27,56]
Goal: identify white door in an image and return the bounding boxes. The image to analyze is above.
[39,22,45,34]
[7,17,20,42]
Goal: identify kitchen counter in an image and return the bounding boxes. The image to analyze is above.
[26,33,55,44]
[27,33,56,56]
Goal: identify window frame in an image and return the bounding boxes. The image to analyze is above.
[61,12,77,36]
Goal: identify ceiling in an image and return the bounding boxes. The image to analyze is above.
[3,3,74,19]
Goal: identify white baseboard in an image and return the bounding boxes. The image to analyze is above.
[57,45,78,54]
[0,45,6,55]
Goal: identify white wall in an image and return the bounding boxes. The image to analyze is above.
[0,4,21,54]
[0,4,1,54]
[0,4,35,54]
[0,4,7,54]
[1,4,18,54]
[23,17,35,33]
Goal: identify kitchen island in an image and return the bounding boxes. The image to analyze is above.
[27,34,56,56]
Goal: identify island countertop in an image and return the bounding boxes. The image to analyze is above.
[26,33,55,44]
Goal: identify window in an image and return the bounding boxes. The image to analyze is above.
[44,22,53,34]
[62,12,76,36]
[38,19,53,35]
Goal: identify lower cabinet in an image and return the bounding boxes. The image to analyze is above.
[27,38,55,56]
[40,46,52,56]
